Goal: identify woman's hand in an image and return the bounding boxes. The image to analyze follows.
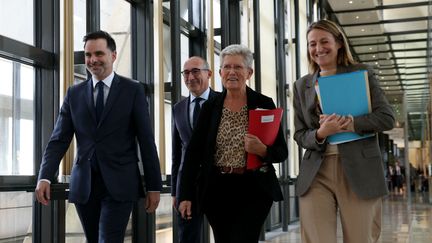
[179,200,192,220]
[244,133,267,157]
[316,114,353,140]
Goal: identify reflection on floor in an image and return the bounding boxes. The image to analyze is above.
[156,225,215,243]
[264,192,432,243]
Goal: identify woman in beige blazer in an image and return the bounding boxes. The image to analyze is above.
[293,20,395,243]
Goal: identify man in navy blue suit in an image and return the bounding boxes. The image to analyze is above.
[35,30,162,243]
[171,56,218,243]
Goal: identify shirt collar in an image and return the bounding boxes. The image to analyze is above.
[92,72,115,88]
[191,88,210,102]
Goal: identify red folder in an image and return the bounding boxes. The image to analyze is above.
[247,108,283,170]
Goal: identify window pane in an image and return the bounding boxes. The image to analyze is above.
[0,191,33,241]
[0,0,34,45]
[101,0,132,78]
[180,34,190,97]
[0,58,35,175]
[73,0,87,51]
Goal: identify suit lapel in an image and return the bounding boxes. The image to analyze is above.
[189,89,218,130]
[85,79,97,124]
[209,89,218,99]
[305,72,319,124]
[305,72,318,111]
[98,74,122,126]
[245,86,259,109]
[185,97,193,131]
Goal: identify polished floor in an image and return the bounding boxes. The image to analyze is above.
[155,191,432,243]
[264,191,432,243]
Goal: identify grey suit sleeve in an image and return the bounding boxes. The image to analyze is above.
[293,78,326,151]
[352,67,395,134]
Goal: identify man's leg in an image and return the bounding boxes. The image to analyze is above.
[99,198,134,243]
[74,171,106,243]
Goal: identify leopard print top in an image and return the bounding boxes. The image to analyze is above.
[214,106,248,168]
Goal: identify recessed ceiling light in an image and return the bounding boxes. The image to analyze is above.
[361,29,365,32]
[372,55,376,58]
[356,16,360,19]
[349,1,353,4]
[369,47,373,50]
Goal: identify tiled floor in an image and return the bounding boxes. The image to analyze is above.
[264,191,432,243]
[155,191,432,243]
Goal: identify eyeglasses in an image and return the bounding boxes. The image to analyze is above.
[221,65,246,72]
[181,68,208,78]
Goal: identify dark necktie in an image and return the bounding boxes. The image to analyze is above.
[192,97,203,128]
[95,81,105,123]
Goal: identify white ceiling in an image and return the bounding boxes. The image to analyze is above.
[326,0,431,142]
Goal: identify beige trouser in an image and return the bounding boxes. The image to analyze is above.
[299,155,382,243]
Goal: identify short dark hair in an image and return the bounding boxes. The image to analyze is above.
[83,30,116,52]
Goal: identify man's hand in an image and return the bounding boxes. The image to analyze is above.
[178,200,192,220]
[145,191,160,213]
[35,181,51,206]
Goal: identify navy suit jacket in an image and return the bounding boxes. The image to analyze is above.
[171,89,218,199]
[38,74,162,204]
[178,87,288,212]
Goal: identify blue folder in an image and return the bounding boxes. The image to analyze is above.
[317,70,374,144]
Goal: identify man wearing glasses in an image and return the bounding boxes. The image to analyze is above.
[171,56,218,242]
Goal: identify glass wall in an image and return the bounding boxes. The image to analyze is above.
[0,192,33,242]
[73,0,86,51]
[0,0,306,242]
[1,0,58,241]
[0,1,34,45]
[101,0,131,77]
[0,58,35,175]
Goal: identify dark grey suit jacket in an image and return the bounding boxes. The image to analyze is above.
[38,74,162,204]
[171,89,218,199]
[293,64,395,199]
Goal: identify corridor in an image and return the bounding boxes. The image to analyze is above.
[265,192,432,243]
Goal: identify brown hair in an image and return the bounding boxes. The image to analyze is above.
[306,19,356,74]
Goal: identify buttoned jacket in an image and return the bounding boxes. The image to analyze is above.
[38,74,162,203]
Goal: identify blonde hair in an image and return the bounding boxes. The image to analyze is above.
[306,19,356,74]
